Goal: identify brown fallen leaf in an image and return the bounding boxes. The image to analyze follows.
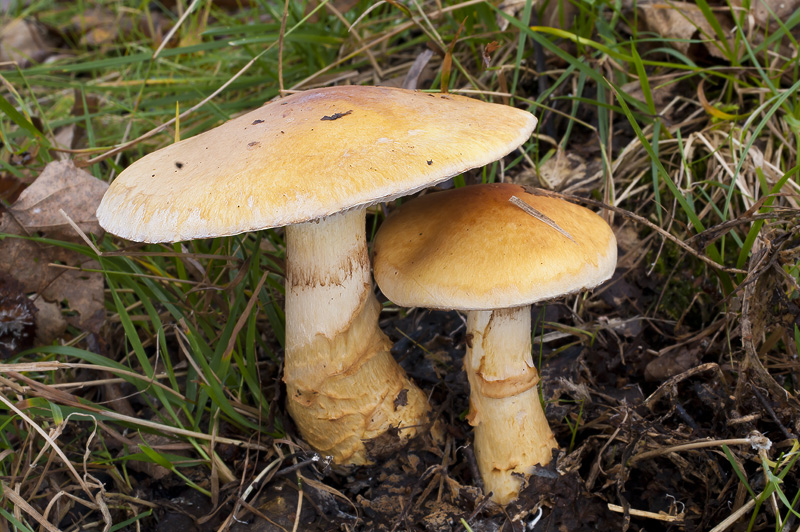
[0,18,58,67]
[0,172,30,204]
[638,1,733,61]
[0,159,108,334]
[32,299,66,345]
[749,0,800,32]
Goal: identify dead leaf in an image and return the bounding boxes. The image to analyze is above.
[0,159,107,333]
[0,18,57,66]
[5,158,106,240]
[0,172,31,204]
[33,299,66,345]
[749,0,800,32]
[482,41,499,68]
[638,2,733,61]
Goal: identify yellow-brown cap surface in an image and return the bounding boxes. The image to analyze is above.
[97,86,537,243]
[372,183,617,310]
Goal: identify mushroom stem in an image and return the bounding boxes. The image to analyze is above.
[465,306,556,505]
[283,209,429,465]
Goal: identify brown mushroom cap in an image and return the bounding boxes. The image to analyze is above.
[97,86,537,243]
[372,183,617,310]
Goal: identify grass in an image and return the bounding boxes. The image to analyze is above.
[1,0,799,530]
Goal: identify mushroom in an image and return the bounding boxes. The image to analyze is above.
[372,183,617,503]
[96,86,538,465]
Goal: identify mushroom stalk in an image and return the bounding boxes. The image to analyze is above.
[283,209,429,465]
[465,306,556,505]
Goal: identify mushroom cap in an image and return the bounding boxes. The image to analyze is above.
[97,86,537,243]
[372,183,617,310]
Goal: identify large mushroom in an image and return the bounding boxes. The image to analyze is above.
[97,86,538,465]
[372,183,617,502]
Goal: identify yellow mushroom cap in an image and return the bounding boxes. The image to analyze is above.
[372,183,617,310]
[97,86,537,243]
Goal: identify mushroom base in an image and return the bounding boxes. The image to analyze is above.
[465,306,557,505]
[283,209,429,465]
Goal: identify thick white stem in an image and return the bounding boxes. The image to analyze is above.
[283,209,428,464]
[465,306,556,505]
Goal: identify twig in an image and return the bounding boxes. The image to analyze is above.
[292,483,303,532]
[607,503,683,523]
[278,0,290,96]
[509,195,577,243]
[629,434,771,465]
[644,363,725,408]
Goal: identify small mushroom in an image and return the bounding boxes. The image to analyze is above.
[372,183,617,503]
[97,86,538,465]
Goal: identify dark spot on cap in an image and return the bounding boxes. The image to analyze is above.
[248,141,260,148]
[252,119,264,125]
[321,110,353,121]
[281,131,285,134]
[175,162,183,169]
[427,159,433,165]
